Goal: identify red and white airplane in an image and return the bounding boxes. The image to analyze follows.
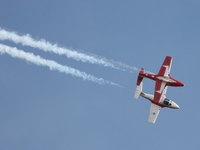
[134,56,184,123]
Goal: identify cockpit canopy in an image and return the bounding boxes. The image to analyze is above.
[163,98,172,106]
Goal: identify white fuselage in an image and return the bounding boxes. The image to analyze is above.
[140,92,180,109]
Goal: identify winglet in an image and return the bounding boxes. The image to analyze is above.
[134,82,143,99]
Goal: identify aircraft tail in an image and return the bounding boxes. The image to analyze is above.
[136,68,145,86]
[134,82,143,99]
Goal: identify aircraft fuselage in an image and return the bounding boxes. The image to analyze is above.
[140,92,180,109]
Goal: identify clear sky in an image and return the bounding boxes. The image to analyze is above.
[0,1,199,149]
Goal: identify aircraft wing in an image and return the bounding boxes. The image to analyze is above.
[149,79,168,124]
[157,56,173,77]
[162,86,168,98]
[154,80,167,103]
[149,85,168,123]
[153,56,172,103]
[148,103,162,123]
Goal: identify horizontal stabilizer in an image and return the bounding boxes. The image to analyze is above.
[134,82,143,99]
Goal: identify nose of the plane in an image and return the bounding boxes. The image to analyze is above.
[171,102,180,109]
[176,80,184,86]
[180,81,184,86]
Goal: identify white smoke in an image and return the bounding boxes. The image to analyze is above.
[0,29,117,68]
[0,28,137,72]
[0,44,123,87]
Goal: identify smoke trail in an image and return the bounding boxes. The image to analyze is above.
[0,44,122,87]
[0,28,137,72]
[0,29,117,68]
[99,57,138,72]
[81,51,139,73]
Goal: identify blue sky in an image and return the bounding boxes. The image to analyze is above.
[0,1,199,149]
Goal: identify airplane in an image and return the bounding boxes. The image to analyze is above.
[134,56,184,123]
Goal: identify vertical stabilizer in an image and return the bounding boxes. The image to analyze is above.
[136,68,145,85]
[139,68,145,74]
[134,82,143,99]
